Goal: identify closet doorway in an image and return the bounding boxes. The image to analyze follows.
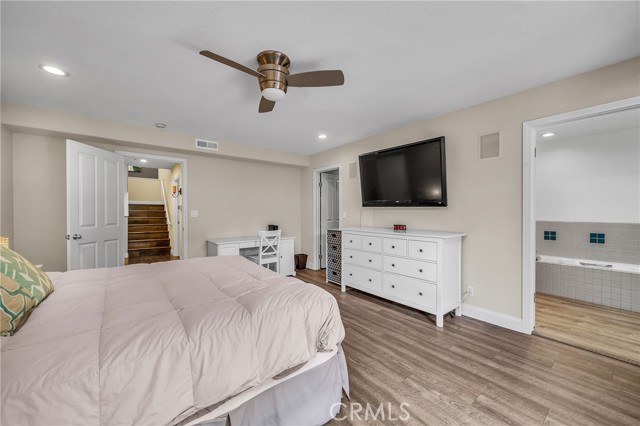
[312,165,342,271]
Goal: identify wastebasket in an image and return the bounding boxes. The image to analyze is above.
[294,254,308,270]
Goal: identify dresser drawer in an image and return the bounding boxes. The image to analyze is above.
[343,233,361,249]
[383,256,437,282]
[383,273,436,311]
[344,264,382,292]
[344,249,382,270]
[361,235,382,253]
[408,240,437,261]
[383,238,407,256]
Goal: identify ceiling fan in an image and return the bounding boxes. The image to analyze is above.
[199,49,345,113]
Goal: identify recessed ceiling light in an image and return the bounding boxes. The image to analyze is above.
[318,134,328,139]
[155,123,167,129]
[542,132,555,138]
[139,159,148,163]
[39,64,69,77]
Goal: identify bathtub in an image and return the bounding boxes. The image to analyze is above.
[537,255,640,275]
[536,255,640,312]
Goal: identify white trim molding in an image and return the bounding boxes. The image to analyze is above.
[462,304,524,333]
[521,96,640,335]
[128,200,164,205]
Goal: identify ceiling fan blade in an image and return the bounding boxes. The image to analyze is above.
[199,50,265,79]
[259,97,276,113]
[287,70,345,87]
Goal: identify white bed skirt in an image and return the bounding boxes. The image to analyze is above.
[181,344,348,426]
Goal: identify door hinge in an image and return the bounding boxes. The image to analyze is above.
[319,181,322,188]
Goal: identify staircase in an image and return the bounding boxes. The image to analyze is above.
[128,204,172,264]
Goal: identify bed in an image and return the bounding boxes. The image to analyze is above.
[1,255,347,425]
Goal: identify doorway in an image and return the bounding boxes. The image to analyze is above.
[522,97,640,364]
[119,151,188,264]
[312,165,341,270]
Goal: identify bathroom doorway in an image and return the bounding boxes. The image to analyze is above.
[523,98,640,364]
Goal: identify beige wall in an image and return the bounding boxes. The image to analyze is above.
[11,134,302,271]
[301,58,640,318]
[128,177,163,202]
[1,125,14,248]
[13,133,67,271]
[2,102,309,168]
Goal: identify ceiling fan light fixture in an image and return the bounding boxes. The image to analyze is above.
[261,87,286,102]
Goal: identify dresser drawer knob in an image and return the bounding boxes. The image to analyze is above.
[350,240,353,243]
[419,269,423,273]
[419,249,423,253]
[391,263,395,267]
[332,245,337,250]
[368,259,372,263]
[332,271,337,275]
[368,278,372,282]
[350,255,353,259]
[419,292,423,296]
[369,242,372,246]
[391,245,395,249]
[349,273,353,276]
[391,285,395,288]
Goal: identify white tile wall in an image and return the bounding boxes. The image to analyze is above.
[536,262,640,312]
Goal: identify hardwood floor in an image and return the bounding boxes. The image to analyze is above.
[295,268,640,426]
[534,293,640,366]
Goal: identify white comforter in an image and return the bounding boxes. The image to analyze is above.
[1,256,345,425]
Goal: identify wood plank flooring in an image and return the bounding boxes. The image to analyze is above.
[295,269,640,426]
[534,293,640,366]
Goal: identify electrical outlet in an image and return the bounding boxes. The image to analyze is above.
[190,210,199,218]
[467,286,474,296]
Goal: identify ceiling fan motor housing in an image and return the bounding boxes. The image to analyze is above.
[257,50,290,94]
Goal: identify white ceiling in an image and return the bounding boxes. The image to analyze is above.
[2,2,639,155]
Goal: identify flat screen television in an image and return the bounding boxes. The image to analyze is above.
[359,136,447,207]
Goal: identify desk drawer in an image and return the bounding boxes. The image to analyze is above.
[344,249,382,270]
[383,256,437,282]
[344,264,382,293]
[343,233,361,250]
[383,273,436,311]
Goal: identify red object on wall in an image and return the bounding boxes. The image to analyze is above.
[393,224,407,231]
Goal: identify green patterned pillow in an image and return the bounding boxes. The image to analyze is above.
[1,246,54,335]
[1,275,37,336]
[1,246,54,305]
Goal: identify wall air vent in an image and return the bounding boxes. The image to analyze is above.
[195,138,219,152]
[479,132,500,159]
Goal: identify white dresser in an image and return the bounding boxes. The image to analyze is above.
[207,236,296,276]
[340,227,464,327]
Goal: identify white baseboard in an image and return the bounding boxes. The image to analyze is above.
[305,261,319,270]
[462,303,525,333]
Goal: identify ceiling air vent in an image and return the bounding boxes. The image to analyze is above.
[195,138,219,152]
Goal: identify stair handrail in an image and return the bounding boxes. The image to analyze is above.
[160,179,172,226]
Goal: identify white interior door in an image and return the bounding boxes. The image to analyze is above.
[67,140,125,270]
[320,171,339,268]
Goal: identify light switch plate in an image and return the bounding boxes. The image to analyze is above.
[190,210,199,218]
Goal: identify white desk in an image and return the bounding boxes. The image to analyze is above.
[207,236,296,276]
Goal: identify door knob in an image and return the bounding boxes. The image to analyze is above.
[65,234,70,240]
[72,234,82,240]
